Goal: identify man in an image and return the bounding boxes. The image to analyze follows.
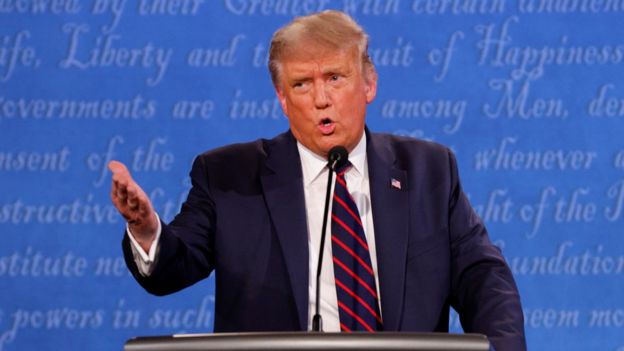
[110,10,526,350]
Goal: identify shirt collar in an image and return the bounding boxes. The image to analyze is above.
[297,132,367,186]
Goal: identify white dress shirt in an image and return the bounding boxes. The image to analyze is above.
[298,134,382,331]
[128,133,382,331]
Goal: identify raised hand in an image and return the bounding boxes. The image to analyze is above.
[108,160,159,252]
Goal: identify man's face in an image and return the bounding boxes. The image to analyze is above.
[275,48,377,158]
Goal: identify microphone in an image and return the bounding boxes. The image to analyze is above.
[312,146,349,332]
[328,146,348,171]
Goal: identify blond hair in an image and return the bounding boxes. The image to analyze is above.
[268,10,374,88]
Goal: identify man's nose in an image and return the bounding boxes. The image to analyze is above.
[313,82,330,109]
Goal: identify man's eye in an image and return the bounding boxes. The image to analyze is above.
[330,75,340,81]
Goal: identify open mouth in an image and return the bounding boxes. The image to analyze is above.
[318,118,335,135]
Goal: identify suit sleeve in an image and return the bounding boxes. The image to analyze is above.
[446,150,526,351]
[122,155,216,296]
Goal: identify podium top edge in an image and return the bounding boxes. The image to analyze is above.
[125,332,490,351]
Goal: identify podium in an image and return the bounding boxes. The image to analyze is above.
[125,332,490,350]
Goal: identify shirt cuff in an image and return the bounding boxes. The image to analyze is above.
[127,213,162,276]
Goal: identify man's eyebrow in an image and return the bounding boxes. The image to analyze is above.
[288,76,312,84]
[285,67,313,80]
[322,64,352,75]
[321,65,344,73]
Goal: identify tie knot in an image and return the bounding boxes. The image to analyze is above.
[335,160,352,176]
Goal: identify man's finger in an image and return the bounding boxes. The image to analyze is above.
[116,179,129,201]
[111,162,131,193]
[111,178,119,197]
[127,186,140,210]
[108,160,131,177]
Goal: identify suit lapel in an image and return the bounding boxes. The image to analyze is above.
[260,131,309,330]
[367,130,409,331]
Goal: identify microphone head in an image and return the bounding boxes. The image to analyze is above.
[328,146,348,171]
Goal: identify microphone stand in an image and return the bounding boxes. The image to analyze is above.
[312,158,338,332]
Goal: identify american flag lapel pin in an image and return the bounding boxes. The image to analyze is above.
[391,178,401,190]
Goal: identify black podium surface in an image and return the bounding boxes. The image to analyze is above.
[125,332,490,351]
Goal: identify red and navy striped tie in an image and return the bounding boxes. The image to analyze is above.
[331,161,382,332]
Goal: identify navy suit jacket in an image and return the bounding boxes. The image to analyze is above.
[123,129,526,350]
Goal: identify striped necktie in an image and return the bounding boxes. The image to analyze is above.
[331,161,382,332]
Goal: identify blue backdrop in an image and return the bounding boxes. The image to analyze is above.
[1,1,623,350]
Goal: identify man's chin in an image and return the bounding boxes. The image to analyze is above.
[319,143,350,159]
[299,133,349,158]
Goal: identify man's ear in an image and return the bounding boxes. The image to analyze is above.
[364,67,378,104]
[275,86,289,116]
